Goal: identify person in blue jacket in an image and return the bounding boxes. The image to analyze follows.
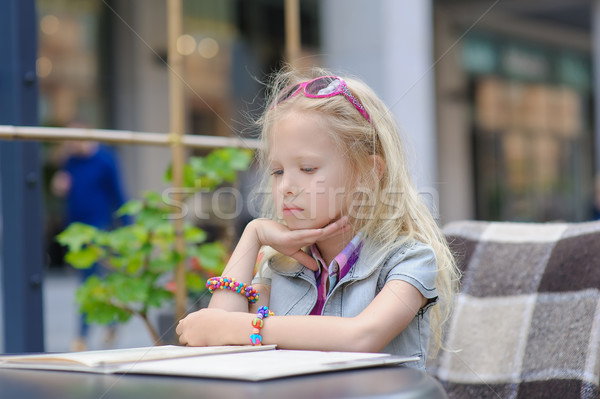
[52,140,130,351]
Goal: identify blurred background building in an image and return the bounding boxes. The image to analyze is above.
[35,0,598,229]
[2,0,599,352]
[435,0,595,224]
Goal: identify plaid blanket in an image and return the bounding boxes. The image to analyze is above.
[428,220,600,399]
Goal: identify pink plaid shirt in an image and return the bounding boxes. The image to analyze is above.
[309,234,363,315]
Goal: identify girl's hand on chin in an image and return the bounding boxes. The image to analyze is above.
[250,216,350,271]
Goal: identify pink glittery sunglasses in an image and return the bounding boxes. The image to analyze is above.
[275,76,371,123]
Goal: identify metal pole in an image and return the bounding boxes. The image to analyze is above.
[593,0,600,177]
[0,0,44,353]
[167,0,187,325]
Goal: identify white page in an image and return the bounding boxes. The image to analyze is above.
[0,345,276,368]
[120,349,419,381]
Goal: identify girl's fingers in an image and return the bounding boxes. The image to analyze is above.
[320,216,350,238]
[177,323,188,345]
[292,216,349,240]
[262,216,351,269]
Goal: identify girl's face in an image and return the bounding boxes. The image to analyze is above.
[268,111,350,230]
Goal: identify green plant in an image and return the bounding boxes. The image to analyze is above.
[57,147,254,344]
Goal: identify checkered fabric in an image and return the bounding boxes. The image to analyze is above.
[428,220,600,399]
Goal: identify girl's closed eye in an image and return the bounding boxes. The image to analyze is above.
[301,167,317,173]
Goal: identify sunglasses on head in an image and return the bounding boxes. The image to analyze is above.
[275,76,371,123]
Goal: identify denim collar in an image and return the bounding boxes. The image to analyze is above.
[269,236,410,283]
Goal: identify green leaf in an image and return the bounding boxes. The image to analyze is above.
[147,287,173,308]
[189,157,205,175]
[75,275,103,303]
[56,223,98,252]
[92,230,111,247]
[130,224,151,242]
[108,256,126,270]
[204,152,228,183]
[183,164,196,188]
[194,242,227,273]
[172,250,184,264]
[186,272,206,292]
[137,207,168,230]
[219,168,237,183]
[154,220,175,236]
[184,225,207,244]
[116,199,143,217]
[82,302,132,325]
[143,191,164,209]
[104,226,146,255]
[124,253,145,274]
[152,222,176,250]
[75,277,134,324]
[229,148,254,170]
[111,275,149,303]
[187,148,253,190]
[163,164,173,183]
[195,176,219,191]
[64,246,101,269]
[149,255,175,273]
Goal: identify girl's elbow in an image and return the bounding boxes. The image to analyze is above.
[350,323,389,353]
[352,337,384,353]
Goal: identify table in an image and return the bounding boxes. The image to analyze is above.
[0,365,448,399]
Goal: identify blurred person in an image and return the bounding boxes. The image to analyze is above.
[51,139,130,351]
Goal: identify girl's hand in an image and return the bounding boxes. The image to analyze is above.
[250,216,350,271]
[176,308,248,347]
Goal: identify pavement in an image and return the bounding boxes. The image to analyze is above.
[43,268,158,352]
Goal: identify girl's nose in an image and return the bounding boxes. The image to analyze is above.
[280,173,298,196]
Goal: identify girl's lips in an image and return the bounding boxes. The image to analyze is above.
[282,206,303,214]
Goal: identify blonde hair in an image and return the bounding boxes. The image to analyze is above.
[254,67,460,356]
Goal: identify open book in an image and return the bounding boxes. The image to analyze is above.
[0,345,419,381]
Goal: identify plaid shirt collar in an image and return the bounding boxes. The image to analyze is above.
[309,233,363,315]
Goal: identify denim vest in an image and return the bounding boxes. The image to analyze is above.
[258,239,439,370]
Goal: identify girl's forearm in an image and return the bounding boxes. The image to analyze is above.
[262,315,375,352]
[182,281,420,351]
[208,222,260,312]
[223,281,422,352]
[227,312,381,353]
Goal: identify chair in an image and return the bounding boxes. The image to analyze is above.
[428,220,600,399]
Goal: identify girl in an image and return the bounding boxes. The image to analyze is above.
[176,68,460,370]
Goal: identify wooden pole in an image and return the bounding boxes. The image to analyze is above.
[167,0,187,327]
[0,125,259,149]
[284,0,301,68]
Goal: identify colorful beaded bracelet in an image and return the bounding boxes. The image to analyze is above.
[250,306,274,346]
[205,276,259,304]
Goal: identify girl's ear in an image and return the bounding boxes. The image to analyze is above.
[369,154,386,180]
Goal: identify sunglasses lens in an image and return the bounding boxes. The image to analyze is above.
[277,83,301,104]
[273,76,370,122]
[305,77,341,96]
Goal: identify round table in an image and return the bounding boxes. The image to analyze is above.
[0,365,447,399]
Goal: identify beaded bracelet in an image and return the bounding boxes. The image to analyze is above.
[250,306,274,346]
[205,276,259,304]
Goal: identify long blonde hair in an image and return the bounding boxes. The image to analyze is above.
[254,67,460,355]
